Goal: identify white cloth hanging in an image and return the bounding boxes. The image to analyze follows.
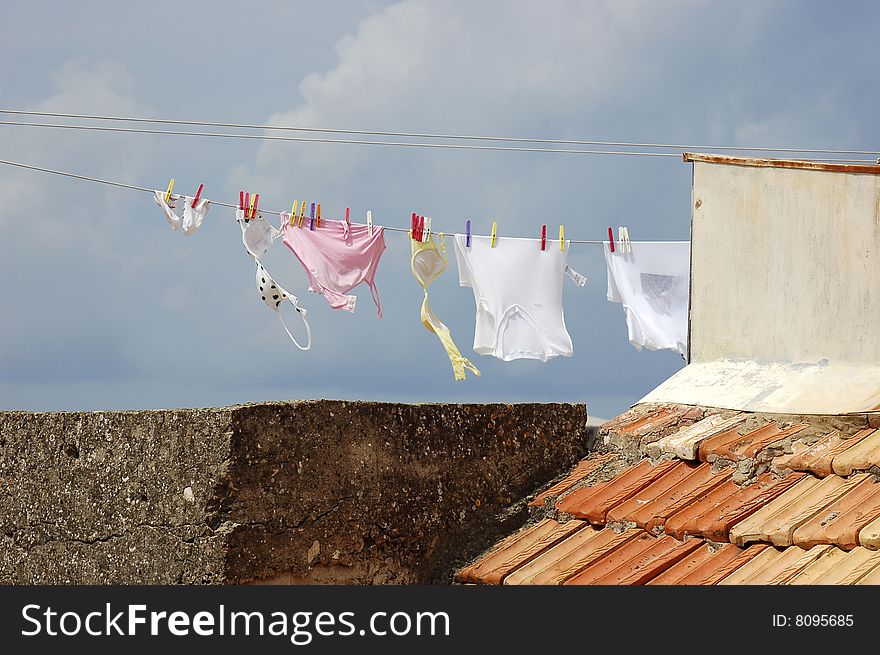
[605,241,690,356]
[453,234,578,362]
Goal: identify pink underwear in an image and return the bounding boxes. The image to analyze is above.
[282,219,386,316]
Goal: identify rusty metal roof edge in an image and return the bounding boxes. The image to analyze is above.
[682,152,880,175]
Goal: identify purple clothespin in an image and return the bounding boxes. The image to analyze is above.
[466,220,471,248]
[309,202,316,231]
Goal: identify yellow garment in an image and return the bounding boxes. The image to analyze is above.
[411,234,480,381]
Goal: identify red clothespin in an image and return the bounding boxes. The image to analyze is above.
[411,212,418,239]
[239,191,244,211]
[466,219,471,247]
[608,226,615,252]
[417,215,425,242]
[541,224,547,251]
[192,183,204,208]
[345,207,351,227]
[244,192,250,219]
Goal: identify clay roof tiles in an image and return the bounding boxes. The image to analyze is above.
[455,404,880,586]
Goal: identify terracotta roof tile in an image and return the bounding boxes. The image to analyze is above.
[635,463,733,533]
[808,546,880,584]
[729,473,863,547]
[717,545,785,585]
[528,452,617,507]
[792,475,880,550]
[613,407,683,438]
[773,429,871,477]
[855,561,880,584]
[562,532,657,585]
[741,544,832,584]
[664,472,805,541]
[698,422,808,463]
[675,543,771,585]
[644,540,725,585]
[786,546,850,584]
[502,525,603,585]
[858,515,880,550]
[525,527,642,585]
[644,413,746,460]
[556,458,679,525]
[605,460,699,524]
[578,535,703,585]
[831,429,880,476]
[455,519,585,584]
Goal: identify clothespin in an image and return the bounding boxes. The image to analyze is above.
[411,212,418,240]
[289,201,298,226]
[466,220,471,248]
[417,215,425,242]
[559,225,565,251]
[541,224,547,250]
[345,207,350,227]
[316,202,322,228]
[424,217,432,241]
[619,226,631,253]
[239,191,244,211]
[250,193,260,219]
[367,210,373,236]
[608,226,615,253]
[490,221,497,248]
[309,202,316,231]
[298,200,307,227]
[163,178,175,204]
[244,192,250,219]
[191,183,204,208]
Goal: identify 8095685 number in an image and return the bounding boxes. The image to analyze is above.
[795,615,853,627]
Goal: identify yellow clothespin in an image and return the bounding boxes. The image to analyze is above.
[490,221,497,248]
[289,200,298,226]
[367,210,373,236]
[559,225,565,251]
[316,203,322,227]
[163,178,175,204]
[248,193,258,220]
[298,200,307,227]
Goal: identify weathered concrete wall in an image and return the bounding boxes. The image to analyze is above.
[0,400,589,584]
[645,156,880,414]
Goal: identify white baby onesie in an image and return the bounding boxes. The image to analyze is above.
[604,241,690,357]
[453,234,576,362]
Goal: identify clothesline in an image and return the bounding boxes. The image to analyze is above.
[4,108,880,158]
[0,157,685,244]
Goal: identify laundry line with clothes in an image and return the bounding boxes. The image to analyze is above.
[0,157,691,381]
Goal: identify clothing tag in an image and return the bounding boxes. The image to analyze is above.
[564,264,587,287]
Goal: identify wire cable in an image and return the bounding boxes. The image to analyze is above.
[2,108,879,157]
[0,120,689,157]
[0,156,660,242]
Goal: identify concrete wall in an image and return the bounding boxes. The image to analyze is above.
[0,400,589,584]
[643,157,880,414]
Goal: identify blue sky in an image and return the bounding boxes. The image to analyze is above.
[0,0,877,419]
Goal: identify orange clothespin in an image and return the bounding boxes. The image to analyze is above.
[367,210,373,236]
[559,225,565,251]
[490,221,497,248]
[315,202,322,228]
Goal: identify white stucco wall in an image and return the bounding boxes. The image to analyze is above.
[642,158,880,414]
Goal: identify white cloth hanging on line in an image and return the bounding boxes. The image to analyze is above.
[453,235,583,362]
[604,241,690,357]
